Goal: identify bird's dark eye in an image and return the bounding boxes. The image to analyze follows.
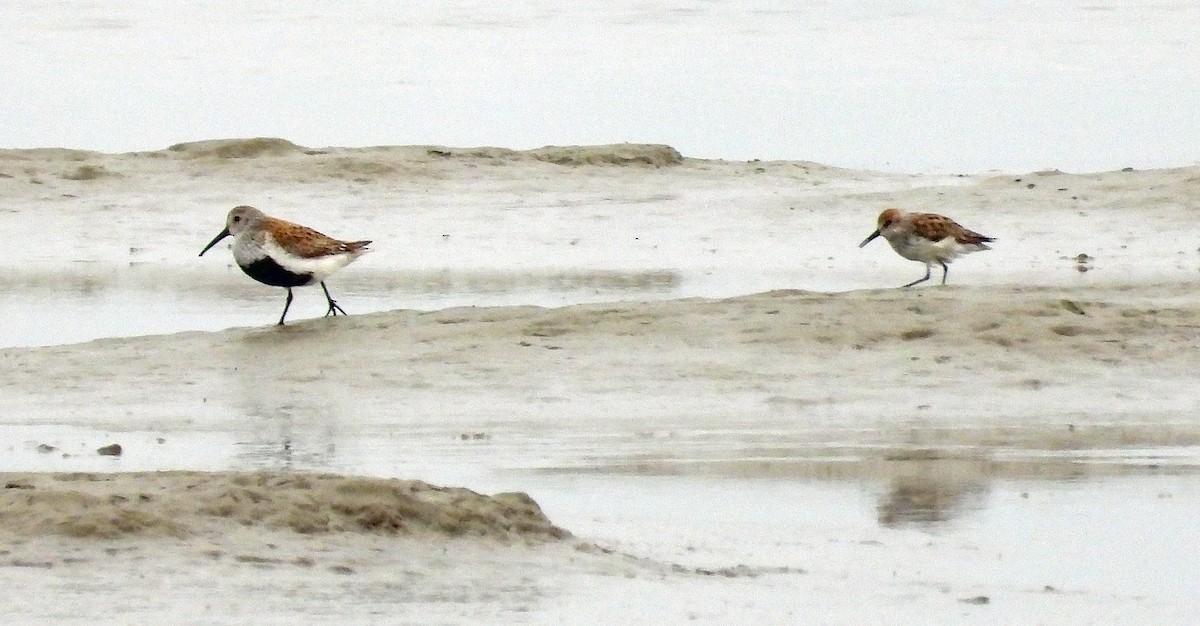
[233,216,241,223]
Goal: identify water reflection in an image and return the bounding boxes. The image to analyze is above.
[234,416,339,471]
[225,325,346,471]
[532,442,1200,529]
[876,475,988,528]
[871,453,991,528]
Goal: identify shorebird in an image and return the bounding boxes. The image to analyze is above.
[858,208,993,287]
[199,205,372,325]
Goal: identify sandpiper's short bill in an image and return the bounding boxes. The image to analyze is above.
[859,208,993,287]
[199,205,372,325]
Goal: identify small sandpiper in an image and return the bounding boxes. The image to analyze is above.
[859,208,994,287]
[199,205,372,325]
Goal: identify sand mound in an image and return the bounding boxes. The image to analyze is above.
[0,147,102,162]
[1,139,691,188]
[0,472,568,541]
[422,143,685,166]
[166,137,309,158]
[526,143,684,166]
[156,139,682,167]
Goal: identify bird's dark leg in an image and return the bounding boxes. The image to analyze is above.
[321,282,347,317]
[277,288,294,326]
[939,262,950,285]
[901,264,932,288]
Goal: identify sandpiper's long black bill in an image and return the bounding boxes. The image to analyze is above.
[858,229,882,248]
[199,228,231,257]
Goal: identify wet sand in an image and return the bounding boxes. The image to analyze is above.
[1,140,1199,623]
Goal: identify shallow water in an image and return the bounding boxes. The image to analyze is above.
[4,311,1198,623]
[0,258,1184,349]
[0,268,685,348]
[534,472,1200,600]
[2,1,1198,173]
[6,416,1198,622]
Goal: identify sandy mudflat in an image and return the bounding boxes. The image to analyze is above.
[0,140,1199,623]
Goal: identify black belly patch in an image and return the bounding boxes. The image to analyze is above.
[241,257,312,287]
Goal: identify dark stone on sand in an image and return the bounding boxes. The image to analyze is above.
[96,443,123,457]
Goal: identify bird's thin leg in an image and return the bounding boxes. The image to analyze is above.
[901,265,932,288]
[939,262,950,285]
[321,282,347,317]
[277,288,294,326]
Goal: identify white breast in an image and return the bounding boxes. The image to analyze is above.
[231,233,268,266]
[888,234,967,264]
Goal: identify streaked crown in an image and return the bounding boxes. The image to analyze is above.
[876,208,904,229]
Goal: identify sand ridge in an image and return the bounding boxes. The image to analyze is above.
[0,471,567,541]
[0,139,693,188]
[3,283,1198,461]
